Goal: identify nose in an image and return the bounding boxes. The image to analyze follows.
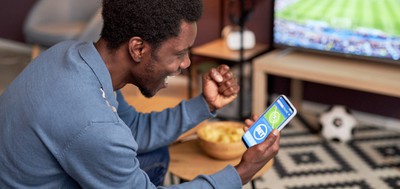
[180,54,191,70]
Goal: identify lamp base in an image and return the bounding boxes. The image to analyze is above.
[222,25,256,51]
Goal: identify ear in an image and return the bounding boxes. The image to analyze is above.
[128,37,144,63]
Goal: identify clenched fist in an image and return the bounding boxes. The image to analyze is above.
[202,64,240,112]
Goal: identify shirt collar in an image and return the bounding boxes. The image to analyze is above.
[78,42,117,104]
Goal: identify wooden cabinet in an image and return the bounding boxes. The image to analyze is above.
[252,49,400,116]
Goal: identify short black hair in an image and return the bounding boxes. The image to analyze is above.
[101,0,203,50]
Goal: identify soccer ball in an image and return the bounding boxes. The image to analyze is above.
[319,105,357,142]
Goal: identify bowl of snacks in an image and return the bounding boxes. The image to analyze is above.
[197,121,246,160]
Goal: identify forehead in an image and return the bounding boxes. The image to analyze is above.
[157,21,197,52]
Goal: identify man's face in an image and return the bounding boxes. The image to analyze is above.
[135,21,197,98]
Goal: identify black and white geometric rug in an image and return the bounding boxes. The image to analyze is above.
[250,117,400,189]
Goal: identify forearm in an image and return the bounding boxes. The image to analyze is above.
[117,92,215,152]
[234,160,265,185]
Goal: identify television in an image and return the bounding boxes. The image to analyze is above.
[273,0,400,64]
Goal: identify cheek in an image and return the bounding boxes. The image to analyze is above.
[144,63,168,83]
[148,53,182,77]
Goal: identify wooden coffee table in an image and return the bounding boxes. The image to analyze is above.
[168,139,273,188]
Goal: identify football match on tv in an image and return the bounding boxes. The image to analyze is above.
[274,0,400,61]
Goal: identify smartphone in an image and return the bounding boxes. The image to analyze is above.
[242,95,297,148]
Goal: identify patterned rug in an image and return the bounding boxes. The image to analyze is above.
[251,116,400,189]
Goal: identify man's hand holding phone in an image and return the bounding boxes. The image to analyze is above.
[234,115,281,185]
[234,95,296,185]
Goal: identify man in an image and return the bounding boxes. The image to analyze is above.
[0,0,280,188]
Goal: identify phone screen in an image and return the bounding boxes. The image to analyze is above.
[242,95,297,148]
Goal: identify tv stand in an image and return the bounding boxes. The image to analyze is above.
[252,49,400,117]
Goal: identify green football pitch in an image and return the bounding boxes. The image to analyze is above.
[276,0,400,36]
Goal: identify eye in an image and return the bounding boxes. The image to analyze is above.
[177,52,186,59]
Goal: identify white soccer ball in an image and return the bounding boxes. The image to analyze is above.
[319,105,357,142]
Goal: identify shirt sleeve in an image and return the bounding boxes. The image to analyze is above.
[116,90,215,153]
[59,121,242,189]
[165,165,242,189]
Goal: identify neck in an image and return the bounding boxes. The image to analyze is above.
[94,39,132,91]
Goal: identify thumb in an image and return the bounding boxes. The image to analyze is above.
[208,68,223,83]
[259,129,280,148]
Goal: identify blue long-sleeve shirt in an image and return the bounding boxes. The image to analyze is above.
[0,41,242,188]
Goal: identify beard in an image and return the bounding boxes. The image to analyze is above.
[136,61,165,98]
[138,76,167,98]
[139,87,154,98]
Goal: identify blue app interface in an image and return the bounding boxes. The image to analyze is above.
[243,96,295,147]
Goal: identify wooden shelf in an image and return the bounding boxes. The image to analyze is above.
[252,49,400,115]
[191,39,269,62]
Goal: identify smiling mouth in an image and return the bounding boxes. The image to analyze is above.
[164,69,182,86]
[164,77,169,85]
[164,76,175,85]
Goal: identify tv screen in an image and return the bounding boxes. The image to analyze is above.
[273,0,400,63]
